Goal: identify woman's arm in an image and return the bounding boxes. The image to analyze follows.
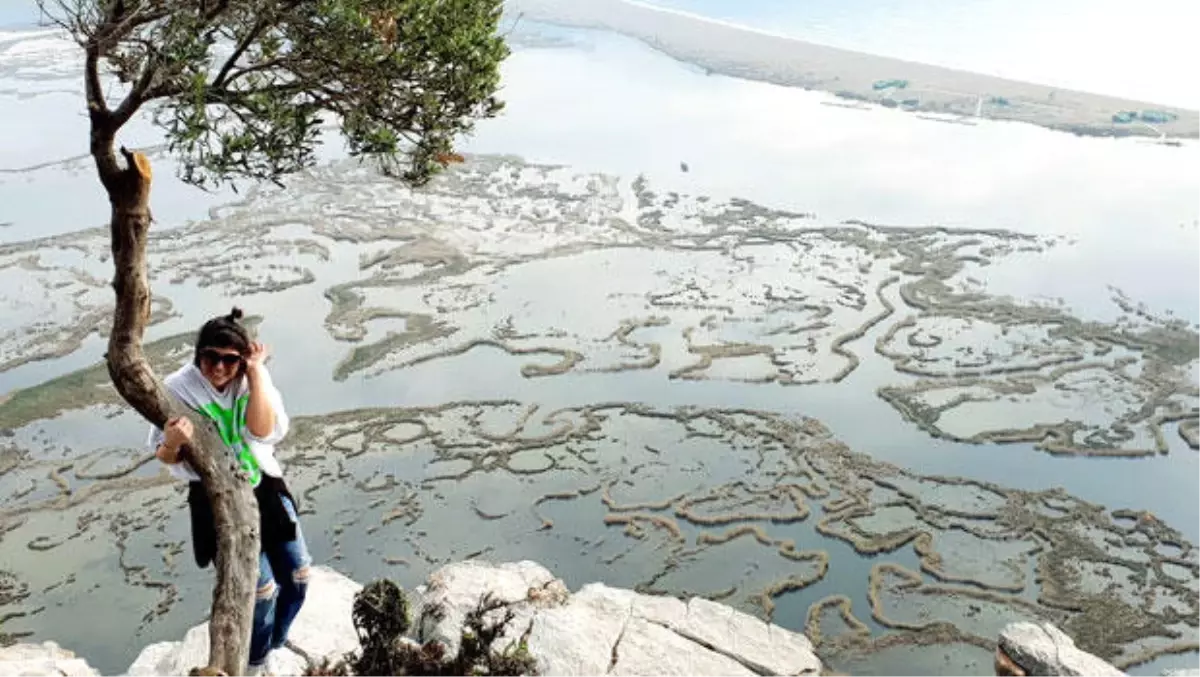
[244,341,282,439]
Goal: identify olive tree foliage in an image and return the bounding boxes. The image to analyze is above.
[41,0,508,189]
[34,1,508,673]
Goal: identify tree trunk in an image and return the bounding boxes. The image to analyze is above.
[96,143,260,676]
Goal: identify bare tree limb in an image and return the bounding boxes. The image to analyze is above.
[112,51,160,126]
[85,43,123,191]
[84,43,108,116]
[93,5,168,52]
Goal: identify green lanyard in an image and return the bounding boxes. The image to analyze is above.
[198,395,263,487]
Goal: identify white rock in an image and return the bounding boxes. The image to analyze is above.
[117,560,825,677]
[124,565,361,675]
[412,559,563,656]
[265,648,310,676]
[672,596,820,676]
[523,580,816,677]
[125,622,307,676]
[131,623,212,675]
[999,622,1125,676]
[570,582,687,625]
[284,565,362,662]
[124,642,178,677]
[610,616,755,676]
[0,641,99,676]
[526,583,632,675]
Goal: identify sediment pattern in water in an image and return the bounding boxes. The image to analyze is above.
[0,337,1197,670]
[1,155,1197,674]
[876,284,1200,457]
[1,156,1194,456]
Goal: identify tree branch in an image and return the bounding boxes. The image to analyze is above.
[103,2,240,131]
[220,56,293,88]
[84,40,109,117]
[112,54,160,127]
[211,17,272,91]
[37,0,90,39]
[103,6,171,43]
[211,0,306,90]
[85,41,123,191]
[80,2,173,185]
[102,0,124,25]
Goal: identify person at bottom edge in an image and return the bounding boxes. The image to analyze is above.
[147,307,309,675]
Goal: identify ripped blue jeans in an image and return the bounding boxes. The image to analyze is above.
[249,495,311,667]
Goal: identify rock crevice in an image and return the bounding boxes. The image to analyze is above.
[606,601,635,675]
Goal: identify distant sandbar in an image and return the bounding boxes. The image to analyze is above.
[509,0,1198,140]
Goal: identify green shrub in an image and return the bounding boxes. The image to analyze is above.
[307,581,538,676]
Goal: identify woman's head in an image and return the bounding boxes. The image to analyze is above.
[194,307,250,390]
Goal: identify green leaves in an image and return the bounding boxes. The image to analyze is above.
[53,0,509,188]
[280,0,509,185]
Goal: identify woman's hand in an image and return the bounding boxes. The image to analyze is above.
[246,341,270,375]
[160,417,194,463]
[164,416,193,448]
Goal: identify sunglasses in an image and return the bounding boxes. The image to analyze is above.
[201,350,245,367]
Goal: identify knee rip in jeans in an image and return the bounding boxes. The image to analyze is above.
[257,579,277,600]
[293,566,311,585]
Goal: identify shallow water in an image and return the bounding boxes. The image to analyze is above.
[0,12,1197,677]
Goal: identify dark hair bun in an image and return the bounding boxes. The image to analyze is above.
[228,307,244,322]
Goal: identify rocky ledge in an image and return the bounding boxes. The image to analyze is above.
[993,622,1198,677]
[0,642,99,676]
[2,560,823,676]
[3,561,1196,676]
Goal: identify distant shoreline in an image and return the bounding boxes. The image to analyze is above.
[508,0,1199,141]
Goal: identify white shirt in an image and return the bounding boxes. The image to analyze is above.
[147,363,289,485]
